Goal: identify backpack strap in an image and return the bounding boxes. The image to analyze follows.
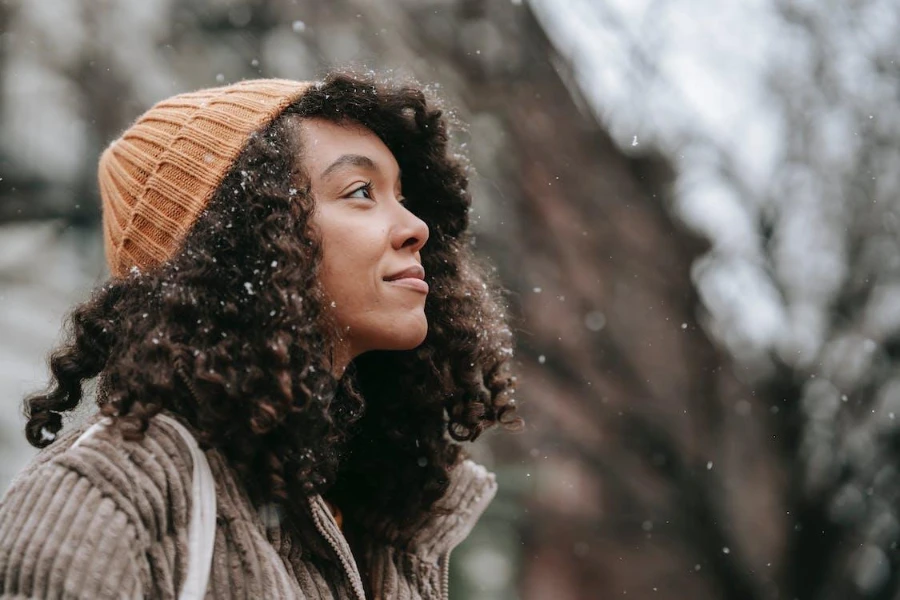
[72,413,217,600]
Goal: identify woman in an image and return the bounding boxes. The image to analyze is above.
[0,72,519,599]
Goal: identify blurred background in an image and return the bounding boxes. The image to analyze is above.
[2,0,900,598]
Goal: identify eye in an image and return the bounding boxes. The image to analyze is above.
[346,181,374,200]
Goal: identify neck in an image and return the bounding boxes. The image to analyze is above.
[330,340,352,378]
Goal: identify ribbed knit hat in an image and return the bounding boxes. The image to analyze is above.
[98,78,313,277]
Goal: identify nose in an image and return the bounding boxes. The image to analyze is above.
[392,205,429,254]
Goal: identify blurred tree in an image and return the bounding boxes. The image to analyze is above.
[733,2,900,598]
[523,0,900,598]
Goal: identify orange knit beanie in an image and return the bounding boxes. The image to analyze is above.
[97,78,313,277]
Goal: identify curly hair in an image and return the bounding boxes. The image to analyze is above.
[23,72,520,526]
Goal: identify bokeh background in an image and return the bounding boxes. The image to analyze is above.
[3,0,900,598]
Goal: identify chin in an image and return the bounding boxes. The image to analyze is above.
[385,314,429,350]
[395,324,429,350]
[355,311,428,353]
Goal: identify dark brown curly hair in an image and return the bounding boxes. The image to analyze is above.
[23,72,520,526]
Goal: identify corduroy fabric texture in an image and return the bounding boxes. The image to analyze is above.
[0,412,498,599]
[98,79,313,278]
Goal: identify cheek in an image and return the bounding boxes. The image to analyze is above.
[313,209,395,319]
[319,232,383,308]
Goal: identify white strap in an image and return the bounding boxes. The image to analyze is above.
[73,414,217,600]
[157,414,217,600]
[72,417,114,449]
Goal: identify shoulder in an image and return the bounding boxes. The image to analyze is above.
[0,412,202,598]
[2,411,198,543]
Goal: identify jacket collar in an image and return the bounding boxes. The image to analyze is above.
[319,459,498,561]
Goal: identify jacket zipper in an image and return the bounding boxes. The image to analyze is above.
[440,548,452,600]
[308,496,368,600]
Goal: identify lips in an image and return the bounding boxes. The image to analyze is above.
[384,264,429,293]
[384,264,426,282]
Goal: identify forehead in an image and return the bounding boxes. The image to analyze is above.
[296,117,399,176]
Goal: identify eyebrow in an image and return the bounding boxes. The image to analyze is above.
[320,154,377,180]
[319,153,403,184]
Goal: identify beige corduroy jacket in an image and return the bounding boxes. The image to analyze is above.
[0,412,498,599]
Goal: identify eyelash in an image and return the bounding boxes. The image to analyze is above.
[347,180,407,205]
[348,180,374,200]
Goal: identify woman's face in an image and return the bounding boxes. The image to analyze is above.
[299,117,431,365]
